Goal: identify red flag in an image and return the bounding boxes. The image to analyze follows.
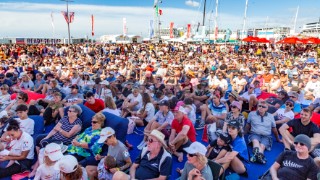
[187,24,191,38]
[61,11,74,23]
[61,11,69,23]
[69,12,75,23]
[159,9,163,15]
[214,27,218,40]
[91,15,94,36]
[169,22,174,38]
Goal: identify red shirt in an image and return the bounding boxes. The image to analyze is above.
[171,116,196,142]
[84,98,105,113]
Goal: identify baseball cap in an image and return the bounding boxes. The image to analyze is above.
[54,155,79,173]
[69,84,79,89]
[216,130,232,144]
[184,142,207,156]
[44,143,64,161]
[228,120,240,129]
[159,100,169,107]
[288,92,298,98]
[294,134,311,150]
[175,106,187,114]
[97,127,115,143]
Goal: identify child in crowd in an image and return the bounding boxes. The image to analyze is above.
[206,130,232,160]
[97,155,117,180]
[34,143,64,180]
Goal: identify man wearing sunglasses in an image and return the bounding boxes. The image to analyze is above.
[268,134,319,180]
[245,100,280,164]
[279,108,320,151]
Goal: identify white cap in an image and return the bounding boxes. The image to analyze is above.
[100,80,109,86]
[44,143,64,161]
[184,142,207,156]
[97,127,115,143]
[54,155,79,173]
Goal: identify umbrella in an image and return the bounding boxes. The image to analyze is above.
[242,36,260,42]
[256,38,270,43]
[302,37,320,44]
[279,37,303,44]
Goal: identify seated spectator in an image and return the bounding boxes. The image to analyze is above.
[268,135,319,180]
[183,98,196,125]
[223,101,245,132]
[19,73,34,91]
[34,143,64,180]
[273,99,294,128]
[0,119,34,178]
[86,127,132,180]
[54,155,88,180]
[238,84,256,111]
[129,92,155,126]
[113,130,172,180]
[180,142,213,180]
[33,72,46,94]
[268,73,281,93]
[0,73,12,88]
[245,100,280,164]
[232,72,247,94]
[36,104,82,148]
[169,106,196,162]
[191,78,211,111]
[215,120,249,177]
[0,84,10,111]
[4,91,28,117]
[84,91,105,113]
[95,80,113,100]
[79,72,95,94]
[279,108,320,150]
[62,84,84,106]
[206,130,232,161]
[152,90,169,108]
[67,113,105,163]
[102,96,121,116]
[198,94,227,129]
[266,90,289,114]
[285,91,302,116]
[139,100,174,150]
[122,87,143,117]
[40,91,64,125]
[225,91,239,112]
[12,104,34,135]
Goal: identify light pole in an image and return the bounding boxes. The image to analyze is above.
[61,0,73,44]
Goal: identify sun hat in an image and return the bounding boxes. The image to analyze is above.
[294,134,311,150]
[54,155,79,173]
[231,101,242,110]
[97,127,115,143]
[44,143,64,161]
[184,142,207,156]
[228,91,239,99]
[147,129,167,148]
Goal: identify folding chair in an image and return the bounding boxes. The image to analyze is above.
[207,160,225,180]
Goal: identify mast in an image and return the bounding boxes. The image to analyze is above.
[264,16,269,38]
[242,0,249,39]
[214,0,219,40]
[202,0,207,26]
[292,6,299,35]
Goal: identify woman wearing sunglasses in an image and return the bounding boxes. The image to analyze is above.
[223,101,245,132]
[268,134,319,180]
[179,142,213,180]
[273,100,294,129]
[4,91,28,117]
[67,113,105,163]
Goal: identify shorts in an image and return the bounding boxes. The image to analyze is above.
[248,133,273,151]
[177,140,192,153]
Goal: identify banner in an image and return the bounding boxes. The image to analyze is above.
[149,20,154,39]
[91,15,94,36]
[123,18,127,36]
[169,22,174,38]
[61,11,75,23]
[214,26,218,40]
[187,24,191,38]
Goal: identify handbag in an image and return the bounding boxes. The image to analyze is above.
[127,117,137,134]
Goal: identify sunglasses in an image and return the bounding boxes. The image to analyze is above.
[147,138,158,144]
[68,110,76,113]
[91,121,98,124]
[0,77,4,79]
[0,88,4,90]
[188,153,197,157]
[286,103,293,107]
[289,96,297,98]
[230,105,238,109]
[258,105,267,108]
[294,142,305,146]
[17,97,22,100]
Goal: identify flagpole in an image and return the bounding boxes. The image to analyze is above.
[51,12,55,40]
[61,0,74,45]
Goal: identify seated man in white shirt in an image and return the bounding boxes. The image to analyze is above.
[122,87,143,117]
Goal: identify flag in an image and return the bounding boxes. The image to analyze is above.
[159,9,163,15]
[69,12,75,23]
[214,26,218,40]
[149,20,154,38]
[123,18,127,36]
[91,15,94,36]
[61,11,75,23]
[61,11,68,23]
[169,22,174,38]
[187,24,191,38]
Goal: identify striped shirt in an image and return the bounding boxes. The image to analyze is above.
[52,117,82,144]
[208,101,227,117]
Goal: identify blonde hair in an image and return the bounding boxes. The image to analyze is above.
[43,155,56,166]
[196,154,208,166]
[104,96,117,110]
[92,112,105,127]
[62,165,83,180]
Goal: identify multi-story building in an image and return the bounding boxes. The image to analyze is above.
[300,22,320,37]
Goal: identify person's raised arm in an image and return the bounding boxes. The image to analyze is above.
[269,162,280,180]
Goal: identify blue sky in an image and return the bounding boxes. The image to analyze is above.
[0,0,319,38]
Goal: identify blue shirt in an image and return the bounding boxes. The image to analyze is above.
[231,136,249,161]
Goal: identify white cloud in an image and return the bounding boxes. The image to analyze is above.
[185,0,200,8]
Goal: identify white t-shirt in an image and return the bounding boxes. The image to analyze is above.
[127,93,143,111]
[233,77,247,90]
[276,108,294,121]
[8,131,34,160]
[138,102,155,122]
[15,117,35,135]
[102,108,121,117]
[240,92,257,101]
[34,164,60,180]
